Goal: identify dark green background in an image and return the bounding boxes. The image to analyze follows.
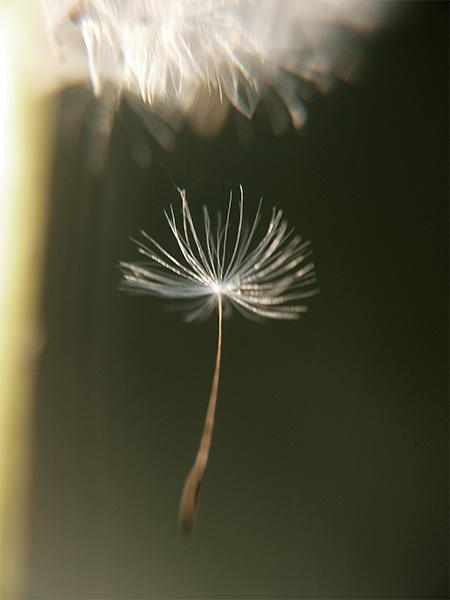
[28,3,448,598]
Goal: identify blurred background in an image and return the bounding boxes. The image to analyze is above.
[1,1,448,598]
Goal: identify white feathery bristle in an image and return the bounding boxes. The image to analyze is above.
[119,185,318,322]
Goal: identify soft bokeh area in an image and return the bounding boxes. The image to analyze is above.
[3,2,447,598]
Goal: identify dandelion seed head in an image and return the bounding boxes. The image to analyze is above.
[119,186,318,322]
[38,0,391,160]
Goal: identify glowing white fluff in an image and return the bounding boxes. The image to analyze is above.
[39,0,389,136]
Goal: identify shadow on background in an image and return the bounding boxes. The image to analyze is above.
[27,3,448,598]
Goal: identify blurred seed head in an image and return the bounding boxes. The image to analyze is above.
[36,0,392,170]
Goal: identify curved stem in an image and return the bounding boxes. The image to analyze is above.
[179,295,223,535]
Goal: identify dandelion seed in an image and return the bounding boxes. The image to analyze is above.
[119,186,318,534]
